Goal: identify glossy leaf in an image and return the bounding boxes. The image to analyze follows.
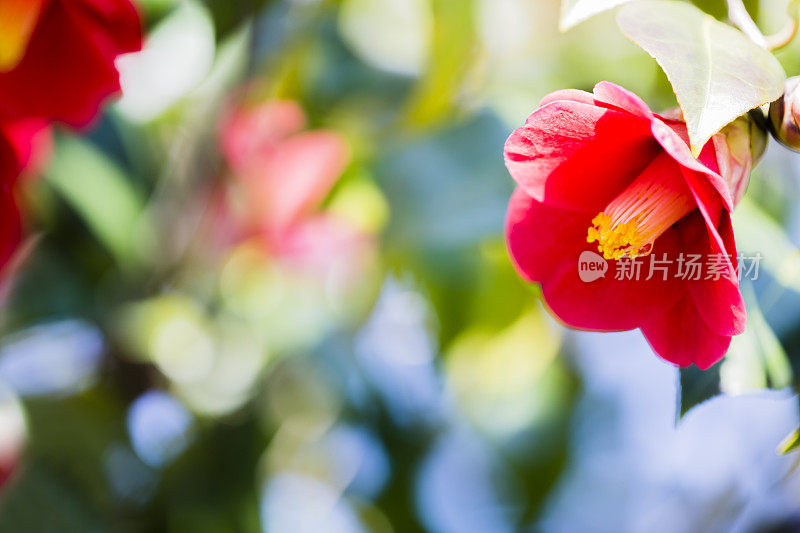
[617,0,785,156]
[45,136,151,267]
[404,0,475,127]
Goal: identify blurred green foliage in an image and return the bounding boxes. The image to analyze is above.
[0,0,799,531]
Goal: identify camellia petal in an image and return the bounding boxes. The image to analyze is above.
[651,118,734,212]
[592,80,654,119]
[681,208,746,336]
[506,188,594,284]
[507,188,687,331]
[640,294,732,369]
[537,88,595,107]
[0,120,49,292]
[504,99,659,213]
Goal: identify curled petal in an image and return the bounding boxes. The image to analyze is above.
[243,131,350,232]
[651,118,734,211]
[504,100,658,212]
[592,81,654,119]
[537,88,596,108]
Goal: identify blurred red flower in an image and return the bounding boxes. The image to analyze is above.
[212,98,378,282]
[505,82,751,369]
[0,120,50,271]
[0,120,50,184]
[219,99,350,237]
[0,0,142,127]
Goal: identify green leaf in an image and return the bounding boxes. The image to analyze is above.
[617,0,785,156]
[778,427,800,454]
[678,363,721,418]
[560,0,632,31]
[404,0,475,127]
[45,136,152,268]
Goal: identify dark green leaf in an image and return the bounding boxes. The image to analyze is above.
[678,363,721,418]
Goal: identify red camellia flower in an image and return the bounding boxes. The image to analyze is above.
[504,81,761,369]
[0,0,142,127]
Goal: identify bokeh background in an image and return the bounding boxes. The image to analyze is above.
[2,0,800,531]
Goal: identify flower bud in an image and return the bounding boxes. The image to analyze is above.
[712,113,767,206]
[769,76,800,151]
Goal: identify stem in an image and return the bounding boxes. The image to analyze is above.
[765,19,798,50]
[765,0,800,51]
[726,0,767,47]
[726,0,800,51]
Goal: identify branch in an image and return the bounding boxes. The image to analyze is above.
[727,0,800,51]
[765,0,800,51]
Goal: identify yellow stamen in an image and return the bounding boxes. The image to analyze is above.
[587,154,695,260]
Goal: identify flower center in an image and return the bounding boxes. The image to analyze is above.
[586,154,695,260]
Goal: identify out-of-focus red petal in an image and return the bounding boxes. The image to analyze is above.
[0,0,48,72]
[0,0,141,127]
[504,100,659,213]
[67,0,142,58]
[244,131,349,232]
[0,120,50,184]
[271,215,372,280]
[219,100,306,173]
